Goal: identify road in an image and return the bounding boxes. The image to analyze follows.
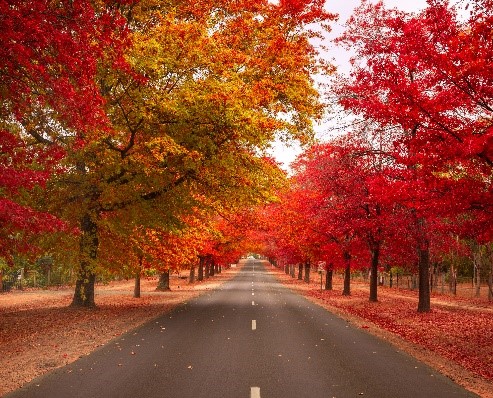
[7,260,478,398]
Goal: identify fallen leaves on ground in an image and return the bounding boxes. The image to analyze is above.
[0,268,240,396]
[273,268,493,398]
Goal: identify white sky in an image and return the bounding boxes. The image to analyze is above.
[269,0,429,170]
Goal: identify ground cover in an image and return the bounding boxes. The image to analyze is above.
[0,266,241,396]
[270,266,493,398]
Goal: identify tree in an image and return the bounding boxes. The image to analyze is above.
[335,0,493,311]
[291,134,394,299]
[35,0,335,307]
[0,0,124,263]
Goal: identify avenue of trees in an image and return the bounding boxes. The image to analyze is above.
[1,0,334,306]
[258,0,493,312]
[2,0,493,313]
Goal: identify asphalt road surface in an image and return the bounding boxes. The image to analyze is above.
[7,260,479,398]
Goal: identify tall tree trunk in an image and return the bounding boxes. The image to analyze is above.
[290,264,295,278]
[297,263,303,280]
[473,246,483,298]
[488,246,493,301]
[210,258,215,277]
[430,264,434,293]
[189,264,196,283]
[488,269,493,301]
[134,272,141,298]
[449,263,457,295]
[476,265,481,297]
[413,214,431,313]
[285,264,290,275]
[0,270,3,292]
[304,261,310,284]
[417,242,431,312]
[134,254,143,298]
[71,212,98,307]
[214,262,219,274]
[198,256,204,281]
[205,260,210,279]
[218,264,222,274]
[342,251,351,296]
[156,269,171,291]
[325,264,333,290]
[369,242,380,302]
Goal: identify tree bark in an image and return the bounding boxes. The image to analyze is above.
[488,269,493,301]
[205,260,210,279]
[486,244,493,301]
[342,251,351,296]
[134,255,143,298]
[448,263,457,294]
[417,242,431,313]
[325,264,333,290]
[285,264,290,275]
[474,248,482,297]
[476,265,481,297]
[297,263,303,280]
[71,212,98,307]
[304,261,310,284]
[198,256,204,281]
[369,242,380,302]
[134,272,141,298]
[156,269,171,291]
[290,264,295,278]
[210,258,215,277]
[189,265,196,283]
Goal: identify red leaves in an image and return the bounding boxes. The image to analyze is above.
[0,129,67,261]
[1,0,133,138]
[332,0,493,249]
[306,285,493,381]
[0,0,130,262]
[278,0,336,25]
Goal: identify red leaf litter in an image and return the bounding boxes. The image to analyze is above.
[272,267,493,398]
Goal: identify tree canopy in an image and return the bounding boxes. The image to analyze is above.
[3,0,493,313]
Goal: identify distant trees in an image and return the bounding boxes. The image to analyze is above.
[262,0,493,312]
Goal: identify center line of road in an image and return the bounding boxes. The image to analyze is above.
[252,320,256,330]
[252,301,255,306]
[252,292,255,296]
[251,387,261,398]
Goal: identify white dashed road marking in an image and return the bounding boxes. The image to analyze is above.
[251,387,261,398]
[252,320,256,330]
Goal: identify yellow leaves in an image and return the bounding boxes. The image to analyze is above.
[146,135,188,162]
[53,0,333,274]
[130,14,212,82]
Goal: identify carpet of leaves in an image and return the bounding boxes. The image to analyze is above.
[274,269,493,398]
[0,268,240,396]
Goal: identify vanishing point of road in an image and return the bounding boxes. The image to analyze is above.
[7,259,478,398]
